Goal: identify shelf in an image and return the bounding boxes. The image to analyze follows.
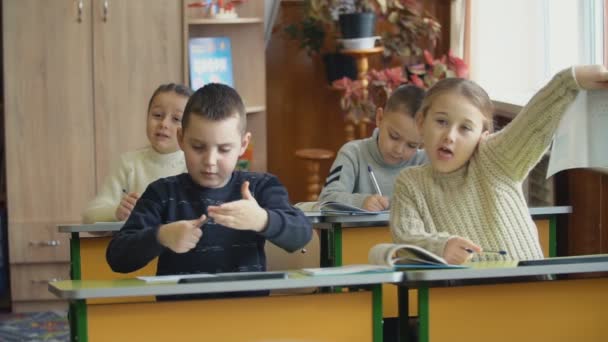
[246,106,265,114]
[187,17,263,25]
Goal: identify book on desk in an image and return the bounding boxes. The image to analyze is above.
[301,243,465,276]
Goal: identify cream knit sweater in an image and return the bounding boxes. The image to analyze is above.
[390,68,579,261]
[82,146,186,223]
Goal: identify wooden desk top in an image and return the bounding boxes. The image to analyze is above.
[58,206,572,233]
[400,255,608,287]
[49,271,402,300]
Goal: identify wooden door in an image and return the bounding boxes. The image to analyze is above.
[92,0,183,186]
[3,0,96,239]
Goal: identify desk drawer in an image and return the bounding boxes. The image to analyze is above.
[8,221,70,263]
[10,263,70,301]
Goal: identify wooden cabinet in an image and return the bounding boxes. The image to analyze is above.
[3,0,182,312]
[93,0,183,185]
[183,1,267,171]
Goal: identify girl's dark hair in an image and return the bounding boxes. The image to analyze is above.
[182,83,246,133]
[385,84,426,118]
[147,83,193,112]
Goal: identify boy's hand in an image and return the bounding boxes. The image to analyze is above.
[115,192,140,221]
[443,236,481,265]
[207,181,268,232]
[362,195,390,211]
[157,215,206,253]
[574,65,608,90]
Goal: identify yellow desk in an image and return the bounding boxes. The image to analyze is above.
[59,223,157,304]
[49,272,399,342]
[397,256,608,342]
[319,206,571,318]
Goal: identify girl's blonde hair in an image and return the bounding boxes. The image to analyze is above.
[419,78,495,132]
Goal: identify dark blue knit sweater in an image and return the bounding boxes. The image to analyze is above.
[106,171,312,277]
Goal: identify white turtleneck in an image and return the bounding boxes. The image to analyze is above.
[82,146,186,223]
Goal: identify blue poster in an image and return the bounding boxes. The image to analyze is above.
[189,37,234,90]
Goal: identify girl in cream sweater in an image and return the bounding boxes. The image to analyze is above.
[391,65,608,264]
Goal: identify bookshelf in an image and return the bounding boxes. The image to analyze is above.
[183,1,267,172]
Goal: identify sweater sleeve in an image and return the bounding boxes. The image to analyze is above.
[82,155,131,223]
[105,184,166,273]
[481,68,580,181]
[390,173,455,257]
[318,145,369,208]
[255,175,313,252]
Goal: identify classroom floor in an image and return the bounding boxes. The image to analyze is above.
[0,311,69,341]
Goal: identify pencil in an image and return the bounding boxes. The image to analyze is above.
[367,165,383,196]
[463,247,507,256]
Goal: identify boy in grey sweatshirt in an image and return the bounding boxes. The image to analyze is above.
[319,85,427,211]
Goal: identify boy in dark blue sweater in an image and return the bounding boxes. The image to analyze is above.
[106,83,312,284]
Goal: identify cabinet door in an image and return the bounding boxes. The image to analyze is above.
[3,0,96,224]
[92,0,183,186]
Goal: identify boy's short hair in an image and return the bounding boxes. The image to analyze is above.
[182,83,247,133]
[147,83,193,112]
[385,84,426,118]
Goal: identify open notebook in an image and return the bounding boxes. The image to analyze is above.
[367,243,466,269]
[301,243,465,276]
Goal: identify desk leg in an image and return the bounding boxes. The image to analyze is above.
[333,225,343,266]
[70,232,82,280]
[397,286,409,342]
[319,229,330,267]
[549,216,557,257]
[372,285,383,342]
[319,224,342,267]
[70,299,87,342]
[417,288,429,342]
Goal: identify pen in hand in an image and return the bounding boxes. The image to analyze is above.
[368,165,383,196]
[464,247,507,256]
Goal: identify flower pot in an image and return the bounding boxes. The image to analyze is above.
[338,36,381,50]
[322,53,357,84]
[338,12,376,39]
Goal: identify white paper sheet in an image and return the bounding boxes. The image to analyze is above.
[547,89,608,177]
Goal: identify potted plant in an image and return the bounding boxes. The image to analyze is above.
[379,0,441,58]
[332,50,468,124]
[284,1,359,83]
[286,1,439,55]
[334,0,378,39]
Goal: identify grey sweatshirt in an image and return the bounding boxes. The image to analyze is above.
[318,128,427,208]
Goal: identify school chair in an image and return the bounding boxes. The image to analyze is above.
[265,230,320,294]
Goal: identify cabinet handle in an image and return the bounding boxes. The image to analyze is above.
[30,278,60,285]
[29,240,61,247]
[102,0,109,22]
[77,0,83,23]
